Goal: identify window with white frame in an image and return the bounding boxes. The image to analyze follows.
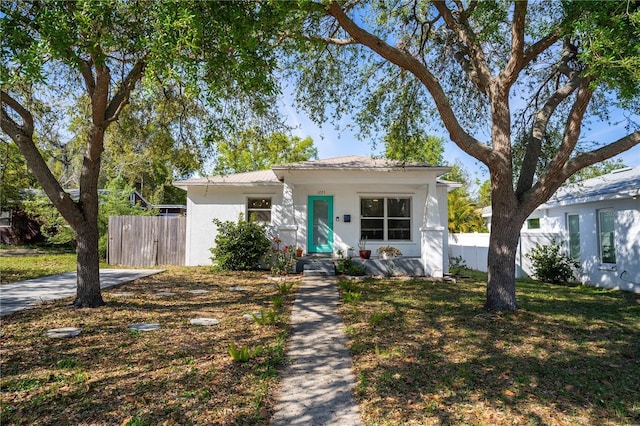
[247,197,271,224]
[566,214,580,261]
[527,218,541,229]
[360,197,411,241]
[598,209,616,264]
[0,209,12,228]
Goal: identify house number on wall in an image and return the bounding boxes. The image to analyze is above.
[317,190,326,195]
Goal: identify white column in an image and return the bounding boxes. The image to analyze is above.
[420,183,445,277]
[277,182,298,248]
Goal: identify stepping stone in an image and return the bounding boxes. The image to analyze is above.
[46,327,81,338]
[190,318,220,326]
[188,289,209,294]
[229,286,247,292]
[155,291,175,296]
[111,292,136,297]
[129,323,161,332]
[268,276,288,282]
[243,312,261,320]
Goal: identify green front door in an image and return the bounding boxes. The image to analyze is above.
[308,196,333,253]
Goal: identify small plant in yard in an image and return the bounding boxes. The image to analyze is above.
[526,240,579,284]
[265,236,297,275]
[343,290,362,304]
[449,255,468,276]
[274,280,294,294]
[252,308,278,325]
[339,280,359,292]
[228,342,264,363]
[271,295,283,309]
[209,214,271,271]
[335,249,367,276]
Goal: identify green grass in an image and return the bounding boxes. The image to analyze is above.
[338,273,640,425]
[0,247,109,283]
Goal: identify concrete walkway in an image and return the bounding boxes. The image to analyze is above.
[271,275,362,426]
[0,269,163,316]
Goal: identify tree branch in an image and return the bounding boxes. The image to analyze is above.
[501,1,527,87]
[1,90,34,136]
[325,1,493,164]
[516,67,583,196]
[527,81,594,205]
[1,93,83,227]
[105,59,146,123]
[433,1,493,96]
[79,57,96,98]
[564,131,640,176]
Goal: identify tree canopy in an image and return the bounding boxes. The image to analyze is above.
[1,1,288,307]
[281,0,640,311]
[212,128,318,175]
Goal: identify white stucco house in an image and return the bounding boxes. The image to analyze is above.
[174,156,454,276]
[455,167,640,292]
[525,166,640,292]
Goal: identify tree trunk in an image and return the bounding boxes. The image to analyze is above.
[74,218,104,308]
[485,206,524,312]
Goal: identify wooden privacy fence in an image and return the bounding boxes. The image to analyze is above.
[108,216,186,267]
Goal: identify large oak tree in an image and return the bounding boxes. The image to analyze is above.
[1,1,285,307]
[283,0,640,310]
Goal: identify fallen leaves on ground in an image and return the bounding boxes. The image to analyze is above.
[0,267,300,425]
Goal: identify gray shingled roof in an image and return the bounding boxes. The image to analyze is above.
[174,156,450,188]
[541,166,640,208]
[272,155,433,170]
[173,169,281,188]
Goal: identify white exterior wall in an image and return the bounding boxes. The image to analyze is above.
[290,181,428,257]
[543,198,640,292]
[185,186,282,266]
[450,197,640,293]
[184,170,450,274]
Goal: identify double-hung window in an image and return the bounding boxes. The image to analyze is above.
[597,209,616,264]
[361,197,411,241]
[566,214,580,261]
[247,197,271,224]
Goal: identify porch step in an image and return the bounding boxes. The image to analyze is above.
[297,258,336,276]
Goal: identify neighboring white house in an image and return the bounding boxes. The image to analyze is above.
[451,167,640,293]
[174,156,453,276]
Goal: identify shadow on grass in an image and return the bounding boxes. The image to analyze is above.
[0,268,297,425]
[340,276,640,425]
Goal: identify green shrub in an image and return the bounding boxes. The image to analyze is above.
[209,214,270,270]
[526,240,579,284]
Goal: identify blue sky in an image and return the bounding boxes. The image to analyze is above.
[283,99,640,183]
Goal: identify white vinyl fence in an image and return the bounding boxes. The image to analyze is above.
[449,232,561,278]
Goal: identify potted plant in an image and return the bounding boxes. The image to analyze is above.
[296,247,303,257]
[358,239,371,259]
[377,246,402,259]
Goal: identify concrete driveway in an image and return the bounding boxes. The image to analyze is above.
[0,269,163,316]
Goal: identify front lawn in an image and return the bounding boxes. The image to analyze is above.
[1,247,81,284]
[338,274,640,425]
[0,268,299,425]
